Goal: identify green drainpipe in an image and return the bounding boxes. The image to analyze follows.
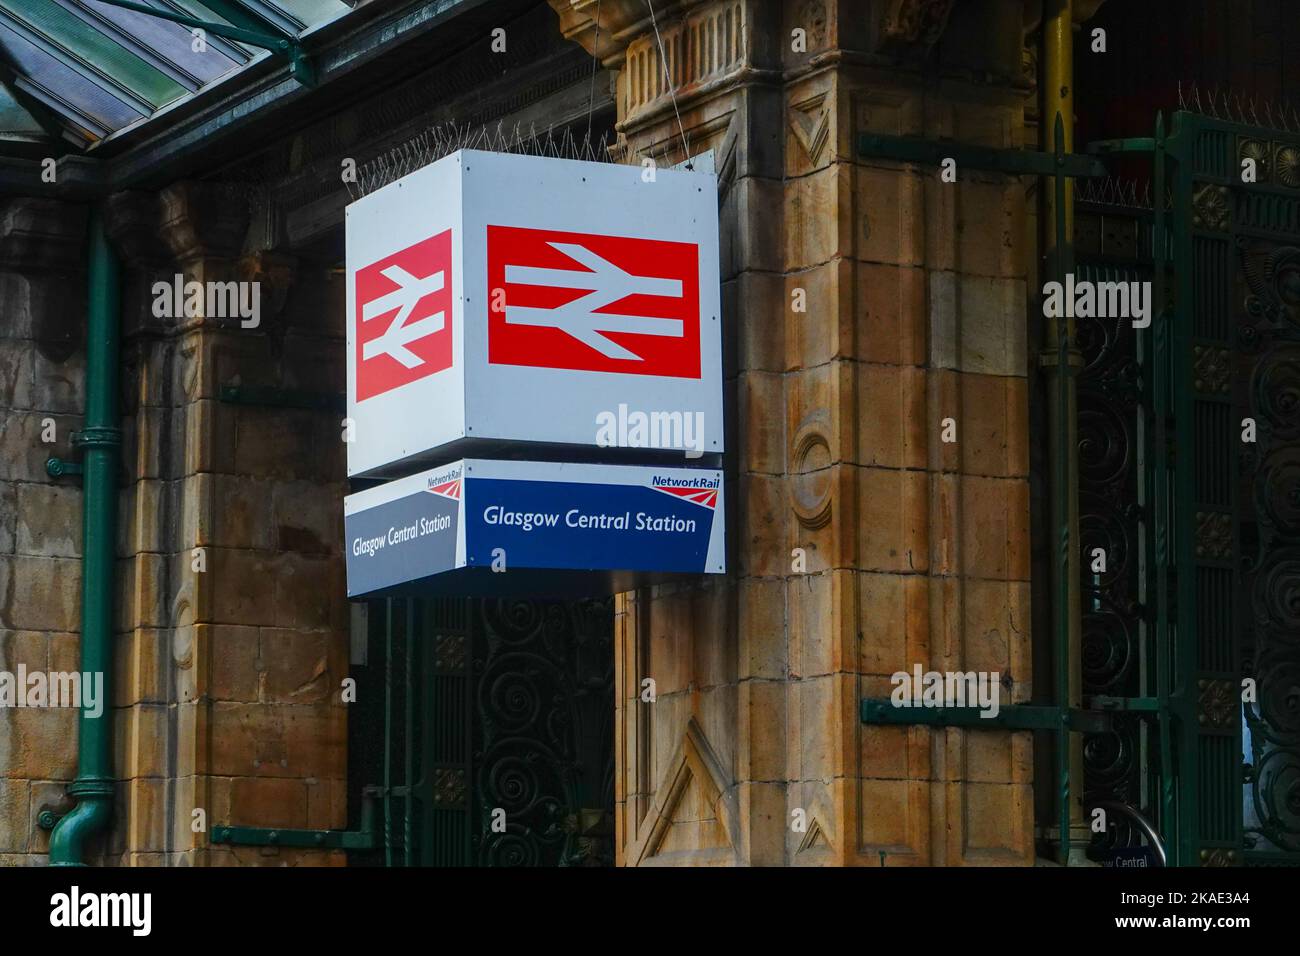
[49,207,121,866]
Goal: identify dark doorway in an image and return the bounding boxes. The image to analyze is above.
[347,596,615,866]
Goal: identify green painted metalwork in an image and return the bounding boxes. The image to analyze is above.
[218,383,344,412]
[45,456,83,478]
[0,0,487,190]
[856,130,1109,178]
[1156,109,1300,867]
[48,208,121,866]
[0,0,348,148]
[0,0,180,112]
[859,701,1112,733]
[352,597,614,866]
[1152,111,1177,864]
[212,788,381,850]
[1073,108,1300,868]
[93,0,317,86]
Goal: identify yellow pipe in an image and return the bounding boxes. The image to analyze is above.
[1041,0,1087,866]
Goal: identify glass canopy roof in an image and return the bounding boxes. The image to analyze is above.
[0,0,352,150]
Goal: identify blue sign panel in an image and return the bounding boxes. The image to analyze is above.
[467,478,716,573]
[344,459,724,598]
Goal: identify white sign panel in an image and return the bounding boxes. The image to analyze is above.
[346,149,723,477]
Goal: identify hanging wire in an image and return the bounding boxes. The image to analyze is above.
[586,0,604,145]
[644,0,692,166]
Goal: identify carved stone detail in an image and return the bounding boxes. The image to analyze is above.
[238,250,298,323]
[1192,345,1231,395]
[1275,144,1300,188]
[1194,511,1233,561]
[1191,182,1230,232]
[159,181,250,264]
[879,0,956,53]
[624,1,747,120]
[1197,678,1236,728]
[104,190,172,269]
[627,718,737,866]
[0,198,88,361]
[789,93,831,165]
[434,632,467,672]
[789,421,833,529]
[433,768,467,806]
[0,198,87,274]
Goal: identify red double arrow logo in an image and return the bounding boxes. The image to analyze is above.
[487,225,701,379]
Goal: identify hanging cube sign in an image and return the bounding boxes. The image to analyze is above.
[346,149,723,477]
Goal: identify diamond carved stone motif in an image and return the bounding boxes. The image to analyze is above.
[1193,345,1231,394]
[1194,511,1233,560]
[1191,182,1230,232]
[1197,678,1235,729]
[789,95,831,165]
[434,633,467,672]
[433,768,467,806]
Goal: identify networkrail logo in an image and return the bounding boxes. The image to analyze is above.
[652,476,719,508]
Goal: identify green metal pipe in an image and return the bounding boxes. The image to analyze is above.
[404,599,414,867]
[1151,111,1176,865]
[49,207,120,866]
[384,600,393,867]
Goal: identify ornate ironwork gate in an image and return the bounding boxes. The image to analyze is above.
[349,596,615,866]
[1073,195,1155,858]
[1080,109,1300,866]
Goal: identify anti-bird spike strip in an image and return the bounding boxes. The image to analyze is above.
[352,120,617,198]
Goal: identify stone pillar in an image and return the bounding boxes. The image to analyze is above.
[551,0,1034,865]
[0,198,88,865]
[104,183,350,865]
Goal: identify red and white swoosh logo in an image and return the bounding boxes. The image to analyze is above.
[487,225,701,378]
[355,229,454,400]
[653,485,717,508]
[425,479,461,500]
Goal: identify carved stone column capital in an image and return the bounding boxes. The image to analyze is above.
[0,197,87,275]
[158,181,250,265]
[104,190,172,271]
[548,0,666,66]
[238,250,298,322]
[0,198,88,360]
[876,0,957,55]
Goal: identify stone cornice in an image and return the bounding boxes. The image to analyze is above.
[159,182,250,265]
[0,198,86,275]
[549,0,699,65]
